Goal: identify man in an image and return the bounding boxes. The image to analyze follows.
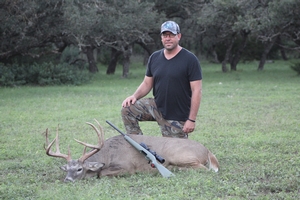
[121,21,202,138]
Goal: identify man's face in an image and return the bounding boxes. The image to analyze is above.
[161,31,181,51]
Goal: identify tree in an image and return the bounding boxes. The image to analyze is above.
[63,0,162,76]
[0,0,67,63]
[99,0,162,77]
[235,0,300,70]
[230,30,251,70]
[198,0,244,72]
[1,0,299,78]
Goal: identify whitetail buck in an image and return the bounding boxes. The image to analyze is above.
[45,120,219,182]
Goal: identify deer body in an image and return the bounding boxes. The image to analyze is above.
[45,120,219,182]
[89,135,218,176]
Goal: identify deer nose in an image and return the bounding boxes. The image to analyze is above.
[64,176,75,183]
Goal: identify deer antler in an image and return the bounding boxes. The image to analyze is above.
[44,126,72,161]
[76,119,105,162]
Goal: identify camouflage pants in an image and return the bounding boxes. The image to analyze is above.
[121,98,188,138]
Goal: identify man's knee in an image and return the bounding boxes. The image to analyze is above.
[121,106,129,117]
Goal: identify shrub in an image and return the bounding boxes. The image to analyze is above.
[290,62,300,75]
[0,62,91,87]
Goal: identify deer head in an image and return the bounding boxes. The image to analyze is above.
[45,119,105,182]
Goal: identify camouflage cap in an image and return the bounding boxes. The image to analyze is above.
[160,21,180,35]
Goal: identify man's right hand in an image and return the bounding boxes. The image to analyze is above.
[122,96,137,107]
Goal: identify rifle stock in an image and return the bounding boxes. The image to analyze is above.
[106,120,175,178]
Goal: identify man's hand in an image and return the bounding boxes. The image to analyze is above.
[122,95,137,107]
[182,120,196,134]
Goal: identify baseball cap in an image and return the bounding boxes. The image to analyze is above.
[160,21,180,35]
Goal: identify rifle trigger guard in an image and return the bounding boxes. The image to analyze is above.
[150,163,155,168]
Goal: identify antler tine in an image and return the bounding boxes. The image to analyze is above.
[77,120,104,162]
[94,119,104,143]
[45,126,71,161]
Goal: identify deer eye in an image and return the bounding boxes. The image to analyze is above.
[77,168,83,172]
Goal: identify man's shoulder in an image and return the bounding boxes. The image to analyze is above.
[151,49,164,56]
[180,48,200,65]
[149,49,164,62]
[181,48,197,58]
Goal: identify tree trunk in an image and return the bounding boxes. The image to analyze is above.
[277,36,288,60]
[106,48,122,74]
[122,45,133,78]
[258,35,279,71]
[85,46,98,73]
[143,50,149,66]
[221,35,236,73]
[280,47,288,61]
[221,61,228,73]
[123,55,130,78]
[230,30,250,71]
[212,48,220,63]
[136,41,156,66]
[206,45,220,63]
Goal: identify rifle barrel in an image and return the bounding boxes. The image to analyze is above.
[106,120,125,136]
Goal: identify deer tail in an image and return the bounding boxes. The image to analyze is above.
[208,152,219,172]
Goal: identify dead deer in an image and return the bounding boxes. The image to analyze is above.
[45,120,219,182]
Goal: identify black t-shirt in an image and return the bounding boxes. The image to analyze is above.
[146,48,202,121]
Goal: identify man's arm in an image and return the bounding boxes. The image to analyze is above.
[122,76,153,107]
[183,79,202,133]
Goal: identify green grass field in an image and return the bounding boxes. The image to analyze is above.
[0,60,299,199]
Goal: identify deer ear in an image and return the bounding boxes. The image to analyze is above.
[83,162,105,171]
[60,165,68,171]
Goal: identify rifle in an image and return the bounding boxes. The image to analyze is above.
[140,142,165,164]
[106,120,175,178]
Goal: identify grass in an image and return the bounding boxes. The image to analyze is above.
[0,60,299,199]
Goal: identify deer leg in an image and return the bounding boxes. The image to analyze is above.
[100,168,129,177]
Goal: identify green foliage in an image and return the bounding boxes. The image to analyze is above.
[0,0,66,60]
[1,0,300,73]
[97,47,112,65]
[0,62,91,87]
[290,62,300,75]
[0,61,299,199]
[60,46,81,64]
[238,38,280,62]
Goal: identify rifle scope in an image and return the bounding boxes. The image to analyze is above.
[140,142,165,164]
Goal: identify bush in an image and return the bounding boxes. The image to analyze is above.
[290,62,300,75]
[0,62,92,87]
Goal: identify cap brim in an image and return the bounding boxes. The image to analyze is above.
[160,28,177,35]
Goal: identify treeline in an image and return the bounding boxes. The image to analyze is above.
[0,0,299,81]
